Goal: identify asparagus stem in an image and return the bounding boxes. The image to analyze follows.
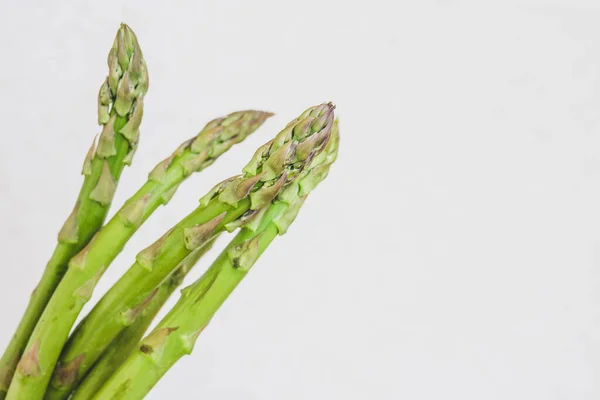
[0,24,149,400]
[69,238,218,400]
[93,120,338,399]
[50,103,335,400]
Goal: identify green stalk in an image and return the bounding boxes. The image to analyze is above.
[93,121,339,400]
[48,103,335,400]
[6,107,270,400]
[0,24,148,400]
[69,238,218,400]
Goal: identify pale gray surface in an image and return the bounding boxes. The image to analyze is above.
[0,1,599,399]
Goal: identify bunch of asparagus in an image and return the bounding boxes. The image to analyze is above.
[0,24,338,400]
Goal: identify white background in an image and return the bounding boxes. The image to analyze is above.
[0,0,599,399]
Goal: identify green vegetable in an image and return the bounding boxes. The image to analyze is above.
[5,107,270,400]
[51,103,334,400]
[93,119,339,400]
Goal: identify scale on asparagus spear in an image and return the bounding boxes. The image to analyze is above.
[0,22,339,400]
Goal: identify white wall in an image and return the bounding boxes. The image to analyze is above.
[0,1,599,399]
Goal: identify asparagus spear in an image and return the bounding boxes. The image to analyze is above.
[93,120,339,400]
[69,238,219,400]
[47,103,335,400]
[0,23,148,400]
[6,109,272,400]
[75,115,336,397]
